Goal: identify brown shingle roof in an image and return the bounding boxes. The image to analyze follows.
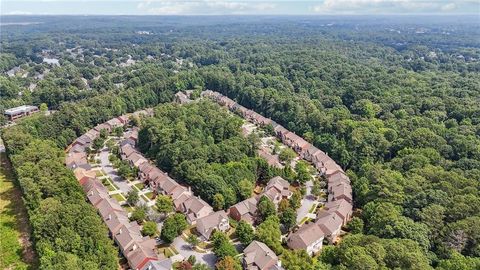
[244,241,279,270]
[287,222,324,250]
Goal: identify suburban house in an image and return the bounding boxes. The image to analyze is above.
[65,152,88,169]
[82,178,109,206]
[121,144,136,160]
[324,199,353,226]
[174,91,191,104]
[117,115,130,125]
[327,171,350,187]
[4,105,39,121]
[282,132,310,154]
[74,167,97,185]
[315,211,343,244]
[258,148,283,169]
[196,210,230,240]
[262,176,292,207]
[243,241,284,270]
[141,258,172,270]
[287,222,325,256]
[104,211,131,235]
[127,152,148,167]
[180,196,214,224]
[328,182,353,204]
[94,123,112,133]
[229,196,259,224]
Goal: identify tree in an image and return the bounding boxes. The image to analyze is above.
[236,221,254,245]
[346,217,364,234]
[237,179,253,200]
[281,249,315,270]
[161,213,188,243]
[278,199,290,213]
[280,208,296,230]
[279,148,296,164]
[295,160,311,184]
[255,216,283,254]
[192,264,210,270]
[40,103,48,112]
[156,195,174,215]
[213,193,225,210]
[215,256,242,270]
[141,221,158,237]
[187,255,197,265]
[127,190,139,205]
[289,190,302,210]
[131,206,147,223]
[258,195,276,220]
[211,231,237,259]
[187,234,200,249]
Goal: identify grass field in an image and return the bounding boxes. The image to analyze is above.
[0,152,37,269]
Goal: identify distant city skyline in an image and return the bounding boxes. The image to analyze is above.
[1,0,479,15]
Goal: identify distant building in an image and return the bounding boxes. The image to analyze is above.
[4,105,39,121]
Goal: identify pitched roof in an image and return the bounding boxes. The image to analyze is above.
[104,211,130,235]
[196,210,229,239]
[125,238,158,270]
[324,199,353,223]
[327,171,350,186]
[83,178,109,206]
[96,197,124,220]
[121,144,136,158]
[182,196,213,215]
[328,183,352,203]
[315,211,343,236]
[244,241,279,270]
[287,222,325,250]
[231,196,258,216]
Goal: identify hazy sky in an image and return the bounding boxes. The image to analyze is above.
[1,0,479,15]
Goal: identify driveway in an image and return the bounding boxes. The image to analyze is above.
[172,236,216,268]
[296,180,318,223]
[99,148,133,194]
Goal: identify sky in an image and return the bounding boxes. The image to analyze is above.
[1,0,479,15]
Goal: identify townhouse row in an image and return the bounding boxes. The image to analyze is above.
[65,110,172,270]
[201,90,353,256]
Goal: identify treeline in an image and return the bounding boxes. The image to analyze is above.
[138,101,279,208]
[2,130,118,269]
[1,78,177,269]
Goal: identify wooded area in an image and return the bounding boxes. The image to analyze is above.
[1,15,478,269]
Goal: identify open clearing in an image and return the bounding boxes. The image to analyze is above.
[0,152,37,269]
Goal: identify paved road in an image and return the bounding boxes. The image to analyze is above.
[172,236,216,268]
[296,180,318,223]
[99,148,133,194]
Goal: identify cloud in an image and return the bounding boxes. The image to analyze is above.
[311,0,468,14]
[136,0,277,15]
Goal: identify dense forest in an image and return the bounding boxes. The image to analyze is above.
[138,101,276,208]
[1,15,479,269]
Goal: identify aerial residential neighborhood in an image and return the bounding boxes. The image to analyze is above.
[1,11,478,270]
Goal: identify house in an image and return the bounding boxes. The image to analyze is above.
[96,197,125,220]
[94,123,112,133]
[104,211,131,235]
[323,199,353,226]
[106,118,122,129]
[121,143,136,159]
[229,196,258,224]
[127,152,148,167]
[303,145,322,162]
[257,148,283,168]
[73,167,97,185]
[4,105,39,121]
[82,178,109,206]
[262,176,292,207]
[243,241,283,270]
[180,196,214,224]
[328,182,352,204]
[124,238,158,270]
[315,211,343,244]
[327,171,350,187]
[117,115,130,125]
[68,144,86,153]
[196,210,230,240]
[65,152,88,169]
[287,222,325,256]
[174,91,191,104]
[138,163,157,182]
[141,258,172,270]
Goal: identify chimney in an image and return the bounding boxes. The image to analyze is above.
[107,214,111,220]
[119,229,122,234]
[132,244,137,251]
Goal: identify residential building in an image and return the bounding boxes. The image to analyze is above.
[262,176,292,207]
[287,222,325,256]
[229,196,258,224]
[196,210,230,240]
[243,241,283,270]
[181,196,214,224]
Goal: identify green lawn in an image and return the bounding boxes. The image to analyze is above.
[134,183,145,190]
[0,153,37,269]
[111,193,125,202]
